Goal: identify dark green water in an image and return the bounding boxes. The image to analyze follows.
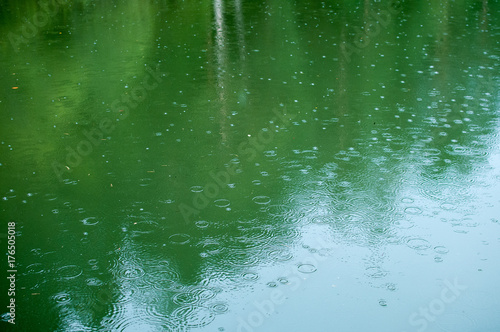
[1,0,500,331]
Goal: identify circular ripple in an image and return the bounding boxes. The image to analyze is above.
[209,302,229,314]
[26,263,45,274]
[401,197,414,203]
[81,217,99,226]
[57,265,83,279]
[198,240,221,255]
[195,220,210,229]
[129,219,158,235]
[252,196,271,205]
[118,266,145,280]
[365,267,388,278]
[232,225,275,249]
[242,272,259,281]
[214,199,230,208]
[386,283,397,291]
[148,270,181,291]
[404,207,422,215]
[172,305,215,328]
[169,233,191,245]
[88,259,98,265]
[393,220,414,230]
[267,204,291,217]
[190,186,203,193]
[173,292,200,306]
[191,287,218,300]
[434,246,449,254]
[103,305,167,332]
[311,215,335,224]
[139,178,153,187]
[267,248,293,262]
[223,250,260,267]
[53,292,71,305]
[407,238,431,250]
[297,263,317,274]
[1,312,12,322]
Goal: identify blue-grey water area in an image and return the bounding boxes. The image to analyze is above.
[1,0,500,331]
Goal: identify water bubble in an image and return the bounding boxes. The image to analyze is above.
[379,299,387,307]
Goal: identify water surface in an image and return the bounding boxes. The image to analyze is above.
[1,0,499,331]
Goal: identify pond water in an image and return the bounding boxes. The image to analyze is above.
[1,0,499,331]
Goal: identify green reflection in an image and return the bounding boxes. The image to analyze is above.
[0,0,498,330]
